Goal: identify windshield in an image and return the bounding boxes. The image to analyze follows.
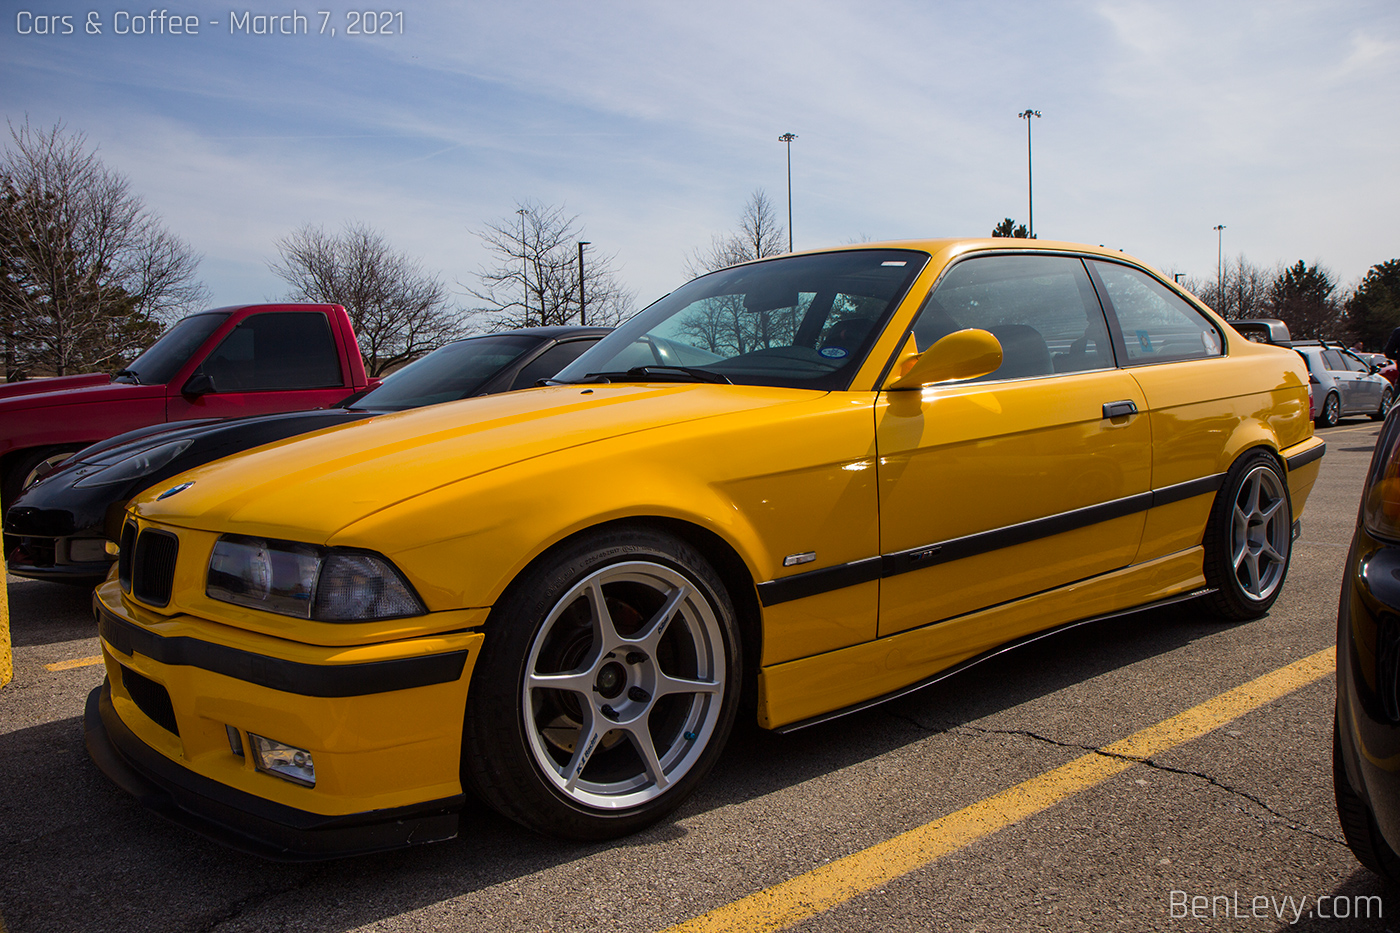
[554,249,928,390]
[351,334,539,411]
[121,312,230,385]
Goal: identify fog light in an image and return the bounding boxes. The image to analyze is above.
[248,733,315,786]
[68,538,109,563]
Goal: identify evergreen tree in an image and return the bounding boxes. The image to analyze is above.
[1345,260,1400,349]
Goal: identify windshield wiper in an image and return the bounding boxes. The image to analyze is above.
[113,368,141,385]
[596,366,732,384]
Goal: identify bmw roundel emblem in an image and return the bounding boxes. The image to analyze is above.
[157,481,194,500]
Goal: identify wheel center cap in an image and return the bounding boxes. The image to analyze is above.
[595,661,626,699]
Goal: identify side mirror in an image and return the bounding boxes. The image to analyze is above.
[885,328,1003,390]
[181,371,216,397]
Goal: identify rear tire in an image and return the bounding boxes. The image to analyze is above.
[1334,715,1400,882]
[1200,451,1292,621]
[1374,387,1393,422]
[1317,392,1341,428]
[462,527,741,840]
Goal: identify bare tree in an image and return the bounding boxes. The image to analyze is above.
[269,222,463,376]
[685,189,786,277]
[1183,256,1275,320]
[0,120,206,379]
[468,200,633,331]
[674,190,789,355]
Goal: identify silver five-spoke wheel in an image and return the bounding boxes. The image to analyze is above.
[464,528,740,840]
[523,561,726,810]
[1230,464,1290,602]
[1203,451,1293,620]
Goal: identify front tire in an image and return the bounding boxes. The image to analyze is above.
[1317,392,1341,428]
[1335,715,1400,882]
[2,446,80,510]
[1200,451,1292,621]
[463,527,741,840]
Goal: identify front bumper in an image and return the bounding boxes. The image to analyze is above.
[86,582,485,860]
[85,680,463,860]
[1337,526,1400,851]
[4,534,112,584]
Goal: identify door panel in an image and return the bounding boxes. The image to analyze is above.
[876,370,1151,636]
[875,252,1152,638]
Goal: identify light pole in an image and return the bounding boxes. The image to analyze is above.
[517,208,530,325]
[1214,224,1226,301]
[779,133,797,252]
[1018,110,1041,238]
[577,241,590,325]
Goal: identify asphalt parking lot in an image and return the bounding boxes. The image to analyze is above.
[0,418,1390,933]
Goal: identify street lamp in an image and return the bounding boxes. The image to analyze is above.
[778,133,797,252]
[517,208,530,325]
[1214,224,1226,301]
[577,241,590,325]
[1017,110,1041,238]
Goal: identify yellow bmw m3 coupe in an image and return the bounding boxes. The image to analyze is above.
[86,239,1324,858]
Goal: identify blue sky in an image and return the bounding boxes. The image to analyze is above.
[3,1,1398,320]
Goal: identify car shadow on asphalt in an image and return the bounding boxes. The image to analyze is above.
[0,600,1275,933]
[4,578,97,648]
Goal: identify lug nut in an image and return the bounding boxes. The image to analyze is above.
[628,686,651,703]
[626,651,647,665]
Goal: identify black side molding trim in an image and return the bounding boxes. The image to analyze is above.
[757,557,881,607]
[1150,472,1226,507]
[1286,442,1326,471]
[881,491,1155,578]
[97,604,468,697]
[756,472,1230,604]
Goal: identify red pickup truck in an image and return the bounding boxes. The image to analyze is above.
[0,303,371,507]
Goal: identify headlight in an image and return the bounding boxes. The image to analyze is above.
[73,439,194,487]
[206,534,425,621]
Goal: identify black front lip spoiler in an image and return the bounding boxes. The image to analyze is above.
[84,680,464,861]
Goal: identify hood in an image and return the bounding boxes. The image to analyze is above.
[133,383,820,540]
[0,375,161,411]
[0,373,111,400]
[7,408,374,539]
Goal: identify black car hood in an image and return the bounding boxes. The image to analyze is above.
[5,408,379,539]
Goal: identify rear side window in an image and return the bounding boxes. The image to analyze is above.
[911,254,1114,380]
[200,312,342,392]
[1341,352,1370,373]
[1090,261,1223,363]
[509,339,600,390]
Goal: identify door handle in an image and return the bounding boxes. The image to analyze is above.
[1103,400,1138,419]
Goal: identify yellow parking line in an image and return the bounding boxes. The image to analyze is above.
[45,655,104,672]
[662,647,1336,933]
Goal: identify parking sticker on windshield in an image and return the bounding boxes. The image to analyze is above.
[820,347,849,359]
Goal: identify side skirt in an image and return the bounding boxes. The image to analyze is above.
[757,547,1210,731]
[772,587,1213,734]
